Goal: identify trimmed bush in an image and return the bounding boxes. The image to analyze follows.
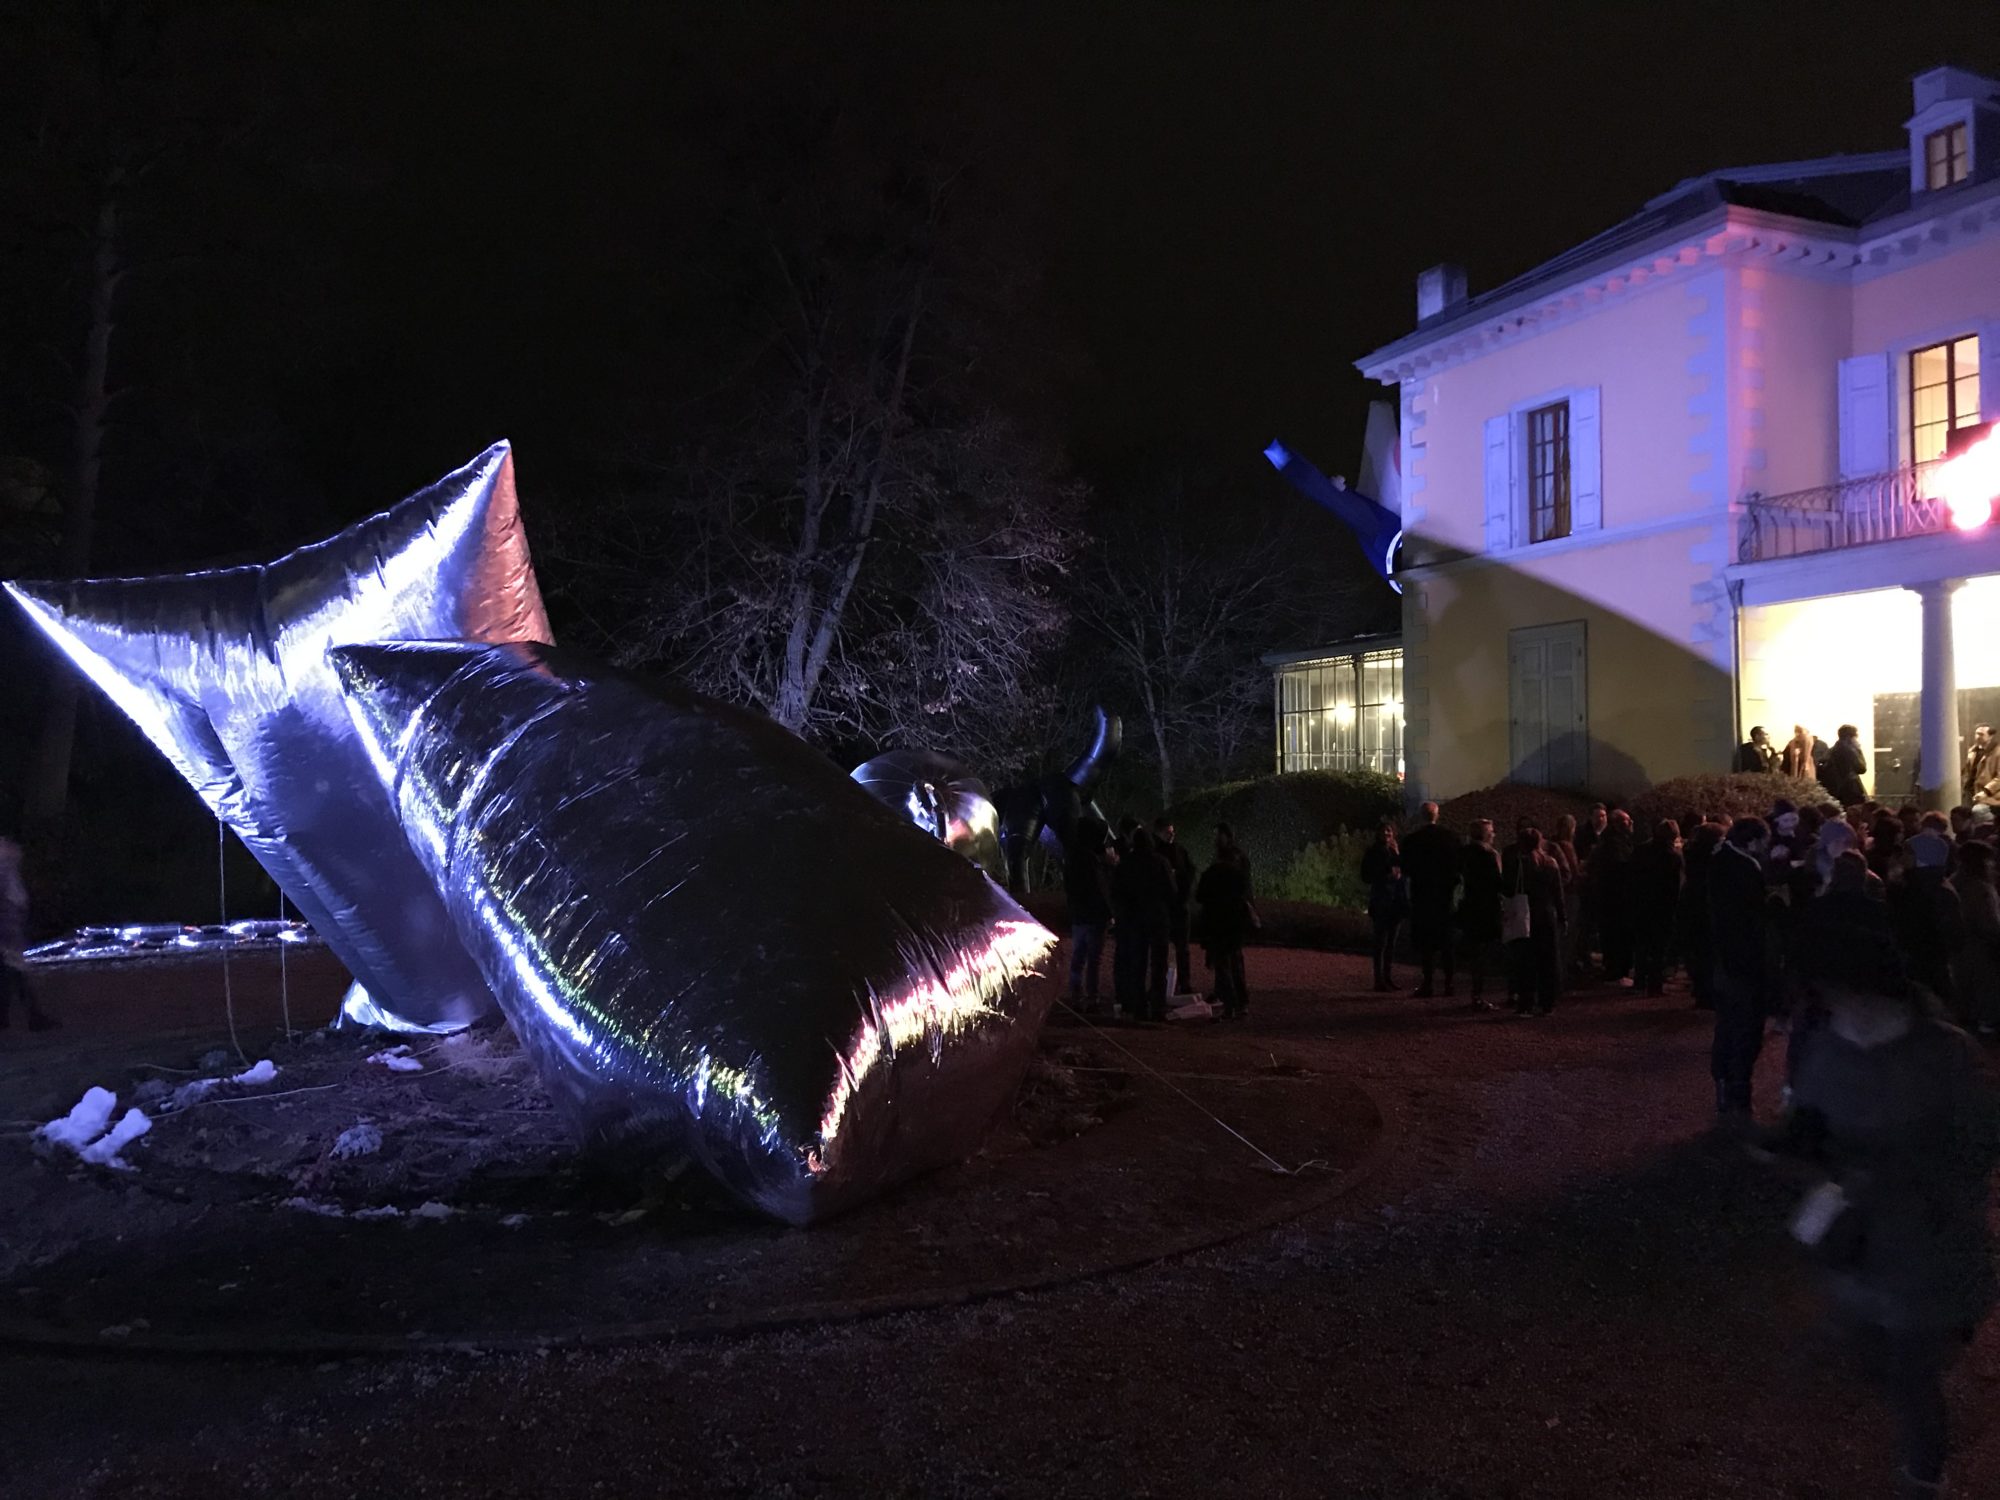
[1265,829,1373,910]
[1164,770,1401,886]
[1629,772,1840,831]
[1435,782,1597,838]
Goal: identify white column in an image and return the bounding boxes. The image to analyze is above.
[1912,579,1962,810]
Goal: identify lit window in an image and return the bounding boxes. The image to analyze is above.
[1910,335,1981,465]
[1275,649,1403,774]
[1925,123,1970,190]
[1526,400,1571,543]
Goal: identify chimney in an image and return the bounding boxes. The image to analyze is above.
[1416,263,1468,322]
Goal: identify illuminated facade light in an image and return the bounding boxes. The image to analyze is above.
[1939,427,2000,531]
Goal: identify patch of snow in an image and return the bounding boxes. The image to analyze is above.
[367,1045,425,1074]
[232,1059,279,1086]
[500,1213,530,1229]
[330,1121,383,1160]
[410,1201,454,1221]
[79,1108,151,1169]
[38,1088,118,1151]
[351,1204,404,1221]
[280,1197,347,1218]
[167,1077,223,1112]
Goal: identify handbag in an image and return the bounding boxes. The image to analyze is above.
[1501,861,1532,943]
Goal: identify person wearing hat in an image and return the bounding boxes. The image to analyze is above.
[1769,904,1999,1496]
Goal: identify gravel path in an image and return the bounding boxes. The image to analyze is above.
[4,947,1996,1498]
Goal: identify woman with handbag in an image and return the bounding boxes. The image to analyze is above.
[1503,827,1565,1016]
[1360,822,1409,993]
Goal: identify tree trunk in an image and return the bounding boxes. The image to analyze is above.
[23,192,119,836]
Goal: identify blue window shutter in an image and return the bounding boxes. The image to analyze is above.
[1483,414,1512,552]
[1838,353,1892,478]
[1569,386,1602,532]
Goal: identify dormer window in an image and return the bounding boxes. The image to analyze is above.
[1926,122,1970,188]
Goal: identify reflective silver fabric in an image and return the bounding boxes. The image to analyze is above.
[331,641,1057,1224]
[5,443,550,1027]
[849,748,1005,884]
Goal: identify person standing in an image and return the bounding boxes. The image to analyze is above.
[1773,910,1999,1497]
[1062,815,1117,1016]
[1458,819,1505,1010]
[1550,814,1584,978]
[1195,824,1255,1019]
[1153,816,1197,996]
[1963,724,2000,808]
[1504,827,1564,1016]
[1677,821,1724,1009]
[1735,725,1778,774]
[1111,827,1174,1021]
[0,837,56,1032]
[1589,809,1637,986]
[1360,822,1408,993]
[1890,832,1964,1012]
[1826,724,1869,807]
[1950,841,2000,1038]
[1630,820,1685,997]
[1782,725,1817,781]
[1709,817,1775,1123]
[1399,802,1461,998]
[1574,803,1607,864]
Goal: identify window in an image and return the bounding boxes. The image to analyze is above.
[1274,648,1403,776]
[1526,400,1571,543]
[1910,335,1981,464]
[1925,123,1970,190]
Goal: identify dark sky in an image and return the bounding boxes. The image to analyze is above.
[6,1,1998,542]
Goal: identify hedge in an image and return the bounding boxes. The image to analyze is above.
[1628,771,1841,832]
[1163,770,1401,885]
[1434,782,1597,838]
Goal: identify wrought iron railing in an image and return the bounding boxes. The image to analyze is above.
[1736,461,1946,564]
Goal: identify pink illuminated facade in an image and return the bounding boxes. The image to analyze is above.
[1358,66,2000,809]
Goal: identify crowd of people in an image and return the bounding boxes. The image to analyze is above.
[1355,789,2000,1494]
[1062,814,1257,1022]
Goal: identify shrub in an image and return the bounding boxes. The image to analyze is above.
[1435,782,1597,838]
[1629,772,1840,832]
[1164,770,1401,887]
[1265,829,1373,910]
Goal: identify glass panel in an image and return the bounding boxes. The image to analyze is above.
[1914,384,1948,427]
[1915,422,1950,465]
[1954,374,1981,429]
[1956,334,1980,376]
[1912,343,1950,387]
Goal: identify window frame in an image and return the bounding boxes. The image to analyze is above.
[1908,333,1982,465]
[1274,649,1403,776]
[1525,399,1572,545]
[1925,122,1970,190]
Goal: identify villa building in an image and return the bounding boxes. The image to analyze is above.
[1355,65,2000,808]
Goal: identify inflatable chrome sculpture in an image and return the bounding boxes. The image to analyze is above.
[331,640,1057,1224]
[4,443,549,1029]
[849,749,1004,883]
[993,707,1122,894]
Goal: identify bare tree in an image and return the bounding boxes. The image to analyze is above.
[1072,514,1313,805]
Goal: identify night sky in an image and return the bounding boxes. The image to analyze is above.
[8,1,1995,558]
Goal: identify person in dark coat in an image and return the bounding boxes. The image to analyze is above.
[1503,827,1564,1016]
[1629,820,1684,997]
[1709,817,1774,1122]
[1111,827,1174,1021]
[1734,725,1777,774]
[1891,832,1964,1012]
[1062,815,1117,1014]
[1153,816,1198,995]
[1677,821,1724,1009]
[1195,823,1255,1019]
[1458,819,1505,1009]
[1399,801,1461,998]
[1767,910,1999,1495]
[0,837,55,1032]
[1587,810,1637,985]
[1826,723,1869,807]
[1359,823,1408,993]
[1950,841,2000,1037]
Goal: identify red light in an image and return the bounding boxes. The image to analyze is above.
[1939,428,2000,531]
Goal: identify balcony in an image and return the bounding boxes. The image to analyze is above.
[1735,462,1945,564]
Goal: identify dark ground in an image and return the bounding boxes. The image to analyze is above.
[3,946,1997,1497]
